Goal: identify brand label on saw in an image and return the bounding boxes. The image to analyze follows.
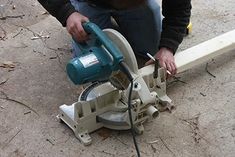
[79,54,99,68]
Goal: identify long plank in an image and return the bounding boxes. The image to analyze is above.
[139,29,235,76]
[175,29,235,73]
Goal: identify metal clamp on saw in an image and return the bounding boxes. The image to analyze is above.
[58,22,173,146]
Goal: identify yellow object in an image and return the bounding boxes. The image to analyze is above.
[186,22,193,34]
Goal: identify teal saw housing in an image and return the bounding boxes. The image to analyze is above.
[66,22,124,85]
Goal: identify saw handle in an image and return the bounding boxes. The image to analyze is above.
[74,22,124,70]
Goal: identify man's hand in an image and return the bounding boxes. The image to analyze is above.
[66,12,89,42]
[145,47,177,75]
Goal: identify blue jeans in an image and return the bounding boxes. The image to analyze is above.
[70,0,162,58]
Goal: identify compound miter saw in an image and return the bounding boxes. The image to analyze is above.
[58,22,175,145]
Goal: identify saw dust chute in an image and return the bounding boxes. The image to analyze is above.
[58,22,235,146]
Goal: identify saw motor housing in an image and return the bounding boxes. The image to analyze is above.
[67,22,124,85]
[58,22,173,145]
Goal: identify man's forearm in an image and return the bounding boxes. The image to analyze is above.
[38,0,76,26]
[160,0,192,54]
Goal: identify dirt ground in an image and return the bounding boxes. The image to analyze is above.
[0,0,235,157]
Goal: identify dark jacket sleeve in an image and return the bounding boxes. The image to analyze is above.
[38,0,76,27]
[159,0,192,54]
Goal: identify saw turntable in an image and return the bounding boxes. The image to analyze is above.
[57,22,235,147]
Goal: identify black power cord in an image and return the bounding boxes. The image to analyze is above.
[119,62,141,157]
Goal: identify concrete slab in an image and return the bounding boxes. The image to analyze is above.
[0,0,234,157]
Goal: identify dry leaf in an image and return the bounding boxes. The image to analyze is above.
[31,35,50,40]
[41,11,49,15]
[147,139,159,144]
[97,128,112,140]
[0,61,15,69]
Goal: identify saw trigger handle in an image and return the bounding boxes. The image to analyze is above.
[81,22,124,68]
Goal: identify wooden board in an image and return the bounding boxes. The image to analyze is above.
[175,29,235,73]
